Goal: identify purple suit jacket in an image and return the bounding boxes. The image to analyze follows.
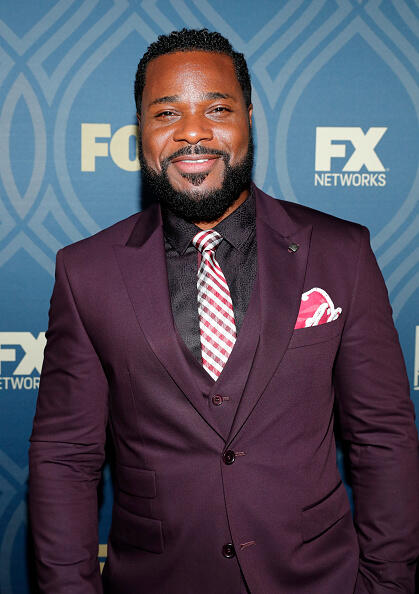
[29,186,419,593]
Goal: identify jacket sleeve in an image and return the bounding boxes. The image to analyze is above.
[29,249,108,594]
[333,226,419,593]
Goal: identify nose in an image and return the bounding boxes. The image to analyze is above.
[172,113,213,144]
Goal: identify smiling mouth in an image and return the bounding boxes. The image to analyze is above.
[170,155,221,175]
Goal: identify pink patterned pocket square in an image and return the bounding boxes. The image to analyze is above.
[294,288,342,329]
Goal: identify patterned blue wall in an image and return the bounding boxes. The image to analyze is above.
[0,1,418,592]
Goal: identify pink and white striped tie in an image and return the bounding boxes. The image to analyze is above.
[192,230,237,380]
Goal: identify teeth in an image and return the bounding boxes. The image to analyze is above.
[180,159,209,163]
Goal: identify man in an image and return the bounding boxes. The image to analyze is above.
[29,28,419,594]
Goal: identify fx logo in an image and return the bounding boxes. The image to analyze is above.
[81,124,140,172]
[0,332,46,375]
[315,127,387,171]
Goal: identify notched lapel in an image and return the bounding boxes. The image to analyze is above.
[113,207,225,441]
[227,193,312,445]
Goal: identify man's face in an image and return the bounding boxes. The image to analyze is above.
[138,50,253,223]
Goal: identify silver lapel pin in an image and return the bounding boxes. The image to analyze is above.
[288,243,299,253]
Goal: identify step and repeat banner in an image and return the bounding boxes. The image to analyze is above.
[0,1,418,592]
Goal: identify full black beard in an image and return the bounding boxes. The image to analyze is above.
[138,134,254,223]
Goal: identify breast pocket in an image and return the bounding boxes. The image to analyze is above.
[288,318,343,349]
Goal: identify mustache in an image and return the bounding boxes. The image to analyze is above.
[161,146,229,170]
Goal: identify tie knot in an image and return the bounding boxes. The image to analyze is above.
[192,230,222,253]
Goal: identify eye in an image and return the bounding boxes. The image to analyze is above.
[211,106,231,113]
[155,110,177,118]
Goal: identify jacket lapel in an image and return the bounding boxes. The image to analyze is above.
[113,205,225,441]
[227,188,312,446]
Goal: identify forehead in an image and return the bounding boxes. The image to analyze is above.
[143,51,242,103]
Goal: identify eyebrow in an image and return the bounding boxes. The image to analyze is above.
[148,92,234,107]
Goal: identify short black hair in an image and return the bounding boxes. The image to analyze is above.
[134,28,251,113]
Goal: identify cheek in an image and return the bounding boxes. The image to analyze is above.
[141,128,171,169]
[220,116,251,157]
[228,131,250,163]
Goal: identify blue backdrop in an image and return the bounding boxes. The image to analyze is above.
[0,1,418,592]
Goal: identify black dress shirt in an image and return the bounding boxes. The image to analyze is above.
[162,192,257,364]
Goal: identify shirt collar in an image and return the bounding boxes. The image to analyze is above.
[162,189,255,255]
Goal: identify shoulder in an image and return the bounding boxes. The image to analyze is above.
[56,211,143,269]
[282,199,367,244]
[255,186,368,246]
[63,212,140,251]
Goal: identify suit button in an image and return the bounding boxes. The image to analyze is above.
[222,543,235,558]
[212,394,223,406]
[223,450,235,465]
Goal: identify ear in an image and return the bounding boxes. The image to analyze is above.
[248,104,253,128]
